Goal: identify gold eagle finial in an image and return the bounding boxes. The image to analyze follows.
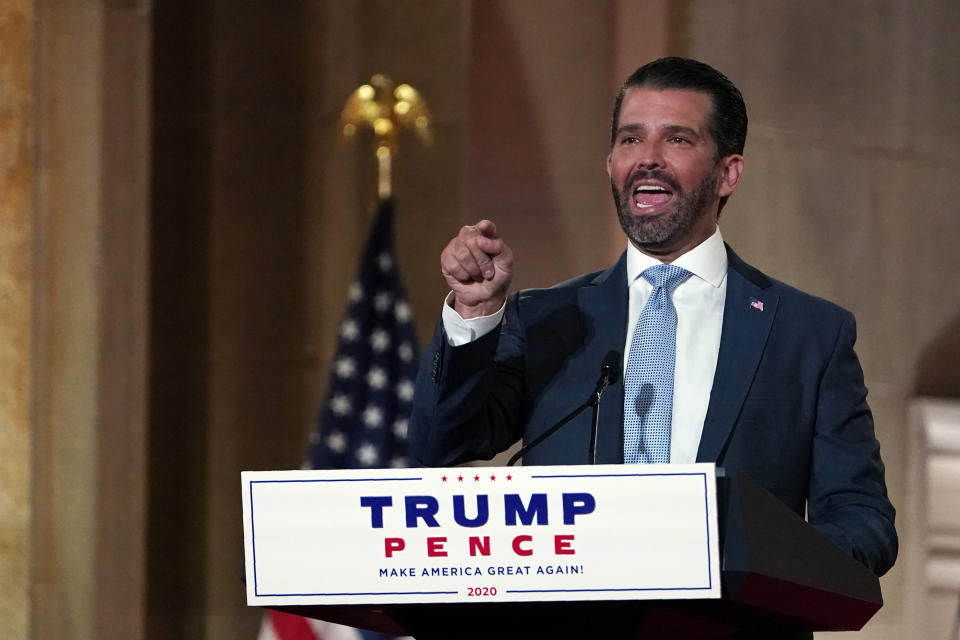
[340,74,432,199]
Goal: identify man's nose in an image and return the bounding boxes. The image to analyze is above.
[634,141,664,169]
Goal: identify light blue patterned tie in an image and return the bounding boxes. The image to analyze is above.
[623,264,691,464]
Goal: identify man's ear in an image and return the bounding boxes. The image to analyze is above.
[717,154,744,197]
[605,153,613,179]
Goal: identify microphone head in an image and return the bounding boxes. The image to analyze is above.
[601,350,622,385]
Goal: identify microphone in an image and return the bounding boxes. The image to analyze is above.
[588,351,621,464]
[592,350,621,399]
[507,352,621,466]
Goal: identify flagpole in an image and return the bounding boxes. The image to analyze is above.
[377,146,391,200]
[339,73,432,201]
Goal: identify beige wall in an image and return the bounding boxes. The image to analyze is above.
[466,0,622,287]
[8,0,960,638]
[684,2,960,637]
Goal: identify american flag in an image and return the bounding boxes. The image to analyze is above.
[258,200,417,640]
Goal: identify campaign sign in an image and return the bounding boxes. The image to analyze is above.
[242,463,720,606]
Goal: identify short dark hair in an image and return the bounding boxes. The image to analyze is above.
[611,57,747,160]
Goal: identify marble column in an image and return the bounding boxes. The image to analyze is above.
[31,1,151,638]
[0,1,35,638]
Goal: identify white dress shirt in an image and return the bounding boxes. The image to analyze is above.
[441,227,728,464]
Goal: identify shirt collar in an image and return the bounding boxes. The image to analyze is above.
[626,226,728,288]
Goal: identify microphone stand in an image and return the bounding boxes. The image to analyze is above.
[507,366,615,467]
[588,385,603,465]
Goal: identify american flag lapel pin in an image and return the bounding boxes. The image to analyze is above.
[749,297,764,312]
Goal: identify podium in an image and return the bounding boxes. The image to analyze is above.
[244,467,882,639]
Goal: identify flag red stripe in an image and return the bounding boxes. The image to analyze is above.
[268,610,321,640]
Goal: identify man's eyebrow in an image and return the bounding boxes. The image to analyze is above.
[661,124,703,139]
[614,123,645,137]
[614,123,703,139]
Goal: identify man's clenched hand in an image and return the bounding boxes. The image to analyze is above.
[440,220,513,318]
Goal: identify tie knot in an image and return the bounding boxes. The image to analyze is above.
[641,264,691,294]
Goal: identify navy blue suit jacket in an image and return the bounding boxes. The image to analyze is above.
[410,245,897,578]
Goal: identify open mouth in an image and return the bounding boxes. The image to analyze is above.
[632,183,674,210]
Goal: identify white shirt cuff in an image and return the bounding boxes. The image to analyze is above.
[441,292,506,346]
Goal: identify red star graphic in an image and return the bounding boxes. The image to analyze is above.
[457,475,464,482]
[490,474,496,481]
[506,474,513,481]
[441,476,448,482]
[474,475,480,482]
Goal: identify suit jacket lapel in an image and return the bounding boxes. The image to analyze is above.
[577,252,628,464]
[697,245,777,463]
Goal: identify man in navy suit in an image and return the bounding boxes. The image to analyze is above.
[409,58,897,583]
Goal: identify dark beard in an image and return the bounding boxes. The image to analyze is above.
[612,167,719,253]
